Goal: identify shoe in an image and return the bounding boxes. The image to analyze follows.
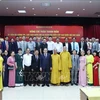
[24,84,27,86]
[29,84,32,86]
[37,84,40,86]
[75,83,78,85]
[42,84,45,87]
[71,83,73,86]
[33,84,36,86]
[46,84,50,87]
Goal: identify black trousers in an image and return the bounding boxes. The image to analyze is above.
[48,51,53,55]
[42,69,50,85]
[23,65,32,85]
[32,68,40,85]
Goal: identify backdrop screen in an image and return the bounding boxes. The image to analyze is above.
[4,25,83,42]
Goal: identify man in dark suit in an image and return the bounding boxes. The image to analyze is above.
[79,37,87,55]
[1,36,9,53]
[31,50,40,86]
[35,37,41,54]
[63,37,71,54]
[40,38,48,54]
[14,36,21,53]
[40,48,52,87]
[9,38,16,54]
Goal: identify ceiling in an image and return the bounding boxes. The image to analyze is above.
[0,0,100,17]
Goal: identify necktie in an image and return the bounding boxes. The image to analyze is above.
[74,55,75,62]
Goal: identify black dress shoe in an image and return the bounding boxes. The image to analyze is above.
[33,84,36,86]
[75,83,78,85]
[37,84,40,86]
[46,84,50,87]
[29,84,32,86]
[71,83,73,86]
[42,84,45,87]
[24,84,27,86]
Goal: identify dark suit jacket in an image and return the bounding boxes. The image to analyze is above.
[14,41,18,53]
[40,43,48,53]
[31,55,40,70]
[35,42,41,52]
[63,42,71,53]
[40,53,52,71]
[79,42,87,54]
[1,41,9,52]
[9,42,16,53]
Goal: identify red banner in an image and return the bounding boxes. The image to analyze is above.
[5,25,83,42]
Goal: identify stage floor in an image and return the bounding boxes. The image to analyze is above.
[3,85,81,100]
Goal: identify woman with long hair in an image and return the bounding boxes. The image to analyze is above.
[7,51,16,87]
[86,49,94,86]
[93,51,99,86]
[79,50,87,87]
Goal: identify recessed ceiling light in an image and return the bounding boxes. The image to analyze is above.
[30,0,32,1]
[77,14,79,16]
[41,2,51,7]
[34,14,36,15]
[60,0,62,2]
[58,8,60,10]
[89,1,92,3]
[56,14,58,16]
[24,7,26,9]
[32,8,34,10]
[98,15,100,17]
[6,7,8,9]
[65,11,74,14]
[83,9,85,10]
[18,10,26,13]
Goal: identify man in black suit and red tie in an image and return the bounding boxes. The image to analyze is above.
[40,48,52,87]
[63,37,71,54]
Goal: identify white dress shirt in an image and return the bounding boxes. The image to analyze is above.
[23,54,32,68]
[87,42,92,50]
[71,42,79,53]
[54,42,63,53]
[17,41,21,48]
[99,43,100,52]
[47,41,54,51]
[65,43,68,51]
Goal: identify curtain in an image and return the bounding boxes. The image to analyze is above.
[83,25,100,39]
[0,25,4,38]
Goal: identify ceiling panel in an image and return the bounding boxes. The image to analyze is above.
[0,0,100,17]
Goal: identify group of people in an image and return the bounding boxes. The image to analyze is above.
[0,35,100,91]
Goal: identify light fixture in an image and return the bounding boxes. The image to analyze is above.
[58,8,60,10]
[34,14,36,15]
[41,2,51,7]
[77,14,79,16]
[24,7,26,9]
[18,10,26,13]
[89,1,92,3]
[60,0,62,2]
[6,7,8,9]
[65,11,74,14]
[30,0,32,1]
[83,9,85,10]
[98,15,100,17]
[56,14,58,16]
[32,8,34,10]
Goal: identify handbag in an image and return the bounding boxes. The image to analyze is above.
[8,66,14,70]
